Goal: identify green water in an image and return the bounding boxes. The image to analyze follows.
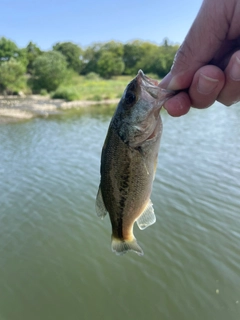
[0,103,240,320]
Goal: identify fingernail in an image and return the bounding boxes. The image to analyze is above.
[197,74,219,94]
[159,73,172,89]
[230,57,240,80]
[167,76,180,90]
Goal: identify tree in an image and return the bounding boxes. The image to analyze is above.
[135,42,161,75]
[0,58,26,93]
[123,41,145,75]
[0,37,28,67]
[81,41,125,76]
[53,42,83,73]
[123,40,179,77]
[159,43,179,76]
[97,51,125,78]
[0,37,19,62]
[100,41,124,57]
[81,43,102,75]
[26,41,42,73]
[31,51,68,92]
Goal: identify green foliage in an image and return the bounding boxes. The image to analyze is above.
[53,42,83,73]
[92,94,102,101]
[81,43,101,75]
[0,58,26,93]
[31,51,68,92]
[26,41,42,73]
[0,36,179,97]
[51,75,132,101]
[40,89,48,96]
[0,37,19,62]
[123,40,145,75]
[100,41,124,57]
[51,87,80,101]
[0,37,28,70]
[85,72,100,80]
[17,48,28,68]
[82,41,124,77]
[97,51,125,78]
[123,40,178,78]
[135,42,160,75]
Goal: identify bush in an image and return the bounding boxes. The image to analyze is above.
[0,58,26,94]
[85,72,100,80]
[51,87,80,101]
[31,51,68,92]
[91,94,102,101]
[0,37,19,62]
[40,89,48,96]
[97,51,125,78]
[53,42,83,73]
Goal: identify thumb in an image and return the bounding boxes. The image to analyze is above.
[160,0,231,90]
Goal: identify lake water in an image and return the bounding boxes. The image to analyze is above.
[0,102,240,320]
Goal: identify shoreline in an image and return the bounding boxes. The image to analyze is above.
[0,95,119,123]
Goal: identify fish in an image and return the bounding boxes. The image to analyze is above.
[96,70,174,256]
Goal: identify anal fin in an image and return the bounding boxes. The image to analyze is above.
[95,187,108,219]
[136,199,156,230]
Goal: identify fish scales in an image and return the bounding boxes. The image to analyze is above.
[101,124,160,241]
[96,70,175,256]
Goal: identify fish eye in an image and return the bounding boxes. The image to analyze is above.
[125,91,136,106]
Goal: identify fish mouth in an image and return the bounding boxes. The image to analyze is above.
[136,69,175,103]
[137,69,159,88]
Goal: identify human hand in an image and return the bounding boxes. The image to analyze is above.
[160,0,240,116]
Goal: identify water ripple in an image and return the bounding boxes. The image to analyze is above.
[0,103,240,320]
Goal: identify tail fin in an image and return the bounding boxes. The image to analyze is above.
[111,237,144,256]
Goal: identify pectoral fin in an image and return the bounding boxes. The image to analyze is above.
[136,199,156,230]
[95,187,108,219]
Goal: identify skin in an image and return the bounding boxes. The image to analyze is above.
[159,0,240,117]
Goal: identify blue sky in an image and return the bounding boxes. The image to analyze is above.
[0,0,203,50]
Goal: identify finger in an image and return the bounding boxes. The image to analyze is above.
[189,65,225,108]
[217,50,240,105]
[160,0,230,91]
[164,92,191,117]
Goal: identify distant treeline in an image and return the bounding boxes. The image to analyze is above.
[0,37,179,94]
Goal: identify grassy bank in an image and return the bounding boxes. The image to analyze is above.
[2,73,161,102]
[51,73,161,102]
[50,74,134,102]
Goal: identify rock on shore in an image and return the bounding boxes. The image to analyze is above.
[0,95,119,123]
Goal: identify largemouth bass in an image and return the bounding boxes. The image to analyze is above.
[96,70,174,256]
